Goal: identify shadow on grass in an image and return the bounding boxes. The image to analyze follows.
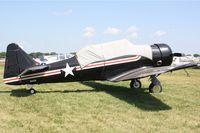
[0,89,94,97]
[0,81,171,111]
[11,89,32,97]
[0,89,32,97]
[0,88,101,97]
[81,82,171,111]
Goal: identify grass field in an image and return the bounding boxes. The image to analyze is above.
[0,64,200,133]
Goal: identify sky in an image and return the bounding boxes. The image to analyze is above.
[0,0,200,54]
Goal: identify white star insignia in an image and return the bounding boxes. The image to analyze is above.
[62,63,75,77]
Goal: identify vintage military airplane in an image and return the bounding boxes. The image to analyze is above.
[3,39,198,94]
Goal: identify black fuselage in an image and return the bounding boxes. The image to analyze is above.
[3,43,173,85]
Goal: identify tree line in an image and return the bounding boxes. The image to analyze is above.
[0,52,6,58]
[0,52,57,58]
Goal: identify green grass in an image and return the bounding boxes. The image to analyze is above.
[0,65,200,133]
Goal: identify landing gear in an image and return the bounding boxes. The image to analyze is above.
[27,84,36,94]
[129,76,163,93]
[149,75,162,93]
[130,79,141,89]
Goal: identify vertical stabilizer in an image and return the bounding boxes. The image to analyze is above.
[4,43,36,78]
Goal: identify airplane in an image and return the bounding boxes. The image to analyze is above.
[3,39,198,94]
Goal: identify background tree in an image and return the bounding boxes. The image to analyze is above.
[29,52,43,58]
[0,52,6,58]
[193,54,200,57]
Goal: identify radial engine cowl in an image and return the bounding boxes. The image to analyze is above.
[151,44,173,67]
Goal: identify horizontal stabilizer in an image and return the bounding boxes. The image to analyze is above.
[19,65,49,77]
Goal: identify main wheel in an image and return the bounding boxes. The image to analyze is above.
[29,88,36,94]
[130,79,142,89]
[149,83,162,93]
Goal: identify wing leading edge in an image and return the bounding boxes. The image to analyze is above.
[107,63,198,82]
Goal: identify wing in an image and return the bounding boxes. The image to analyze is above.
[107,63,198,82]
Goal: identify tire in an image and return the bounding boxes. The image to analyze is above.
[149,83,162,93]
[29,88,36,94]
[130,79,142,89]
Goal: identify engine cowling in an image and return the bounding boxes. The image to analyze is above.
[151,44,173,67]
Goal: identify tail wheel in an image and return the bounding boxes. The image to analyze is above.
[149,83,162,93]
[29,88,36,94]
[130,79,142,89]
[27,84,36,94]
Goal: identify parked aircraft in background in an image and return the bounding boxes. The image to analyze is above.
[172,55,200,66]
[3,40,198,94]
[34,53,75,65]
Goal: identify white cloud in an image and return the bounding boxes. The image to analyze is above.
[127,26,139,33]
[127,26,139,39]
[129,32,138,39]
[154,30,167,37]
[83,27,96,38]
[52,9,72,16]
[104,27,120,35]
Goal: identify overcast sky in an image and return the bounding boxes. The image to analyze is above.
[0,1,200,54]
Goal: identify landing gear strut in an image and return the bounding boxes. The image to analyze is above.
[130,79,141,89]
[27,84,36,94]
[149,75,162,93]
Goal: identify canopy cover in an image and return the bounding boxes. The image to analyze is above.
[76,39,152,67]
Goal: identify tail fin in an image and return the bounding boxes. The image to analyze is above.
[4,43,36,79]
